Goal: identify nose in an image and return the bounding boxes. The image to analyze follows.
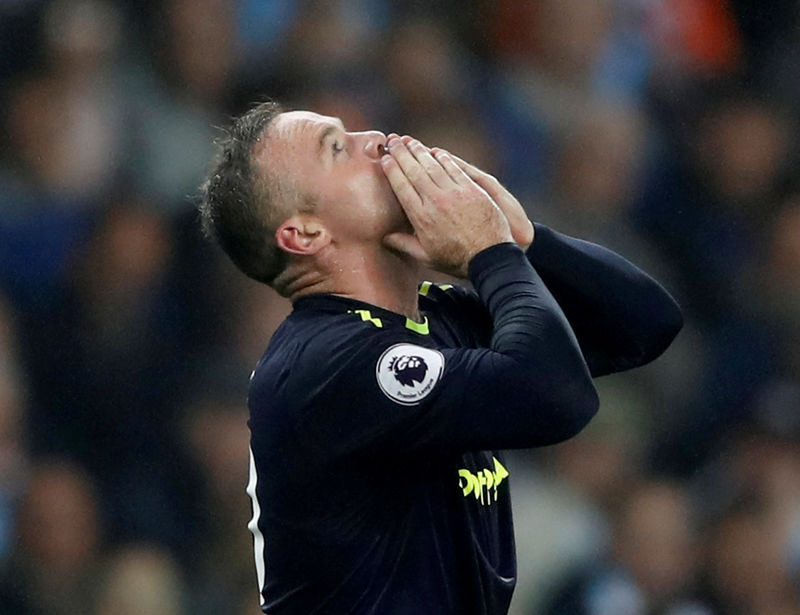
[355,130,388,159]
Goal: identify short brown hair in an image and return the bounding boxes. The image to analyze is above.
[199,101,288,286]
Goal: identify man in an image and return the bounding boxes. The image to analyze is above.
[199,101,682,615]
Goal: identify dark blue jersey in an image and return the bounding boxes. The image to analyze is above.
[246,228,683,615]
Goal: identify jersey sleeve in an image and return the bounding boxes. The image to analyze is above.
[525,224,684,376]
[287,243,599,463]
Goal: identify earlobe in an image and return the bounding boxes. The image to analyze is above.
[275,216,330,256]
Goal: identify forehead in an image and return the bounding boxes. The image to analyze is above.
[250,111,343,196]
[269,110,344,143]
[254,110,343,177]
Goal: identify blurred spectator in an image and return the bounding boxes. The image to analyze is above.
[695,96,792,207]
[128,0,237,207]
[4,73,84,198]
[95,545,185,615]
[492,0,616,97]
[486,0,654,199]
[0,459,101,615]
[534,101,670,276]
[23,200,195,552]
[383,16,476,126]
[181,396,255,615]
[543,480,710,615]
[40,0,127,198]
[0,41,101,311]
[281,0,388,91]
[637,89,796,473]
[638,90,794,321]
[692,426,800,615]
[548,102,645,225]
[703,507,799,615]
[510,375,654,614]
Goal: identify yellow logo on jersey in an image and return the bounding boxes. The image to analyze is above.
[457,457,509,505]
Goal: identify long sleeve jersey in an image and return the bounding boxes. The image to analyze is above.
[246,225,683,615]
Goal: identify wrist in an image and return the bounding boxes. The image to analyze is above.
[524,223,552,261]
[467,242,524,282]
[519,220,534,251]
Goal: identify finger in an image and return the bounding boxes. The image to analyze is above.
[407,139,454,189]
[380,154,425,224]
[447,151,487,181]
[382,133,399,154]
[438,149,496,190]
[449,152,501,194]
[387,138,437,194]
[444,150,481,175]
[382,232,430,264]
[446,150,523,209]
[432,149,472,186]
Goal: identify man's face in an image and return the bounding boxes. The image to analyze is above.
[257,110,408,244]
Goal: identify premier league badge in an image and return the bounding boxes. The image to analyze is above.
[376,343,444,405]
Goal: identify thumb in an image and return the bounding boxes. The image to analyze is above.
[383,232,431,264]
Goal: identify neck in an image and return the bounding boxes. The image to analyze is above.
[288,243,423,320]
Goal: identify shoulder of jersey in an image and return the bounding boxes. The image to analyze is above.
[251,309,391,390]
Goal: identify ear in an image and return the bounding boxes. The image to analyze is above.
[275,215,331,256]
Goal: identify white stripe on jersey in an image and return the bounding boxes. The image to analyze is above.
[247,446,267,607]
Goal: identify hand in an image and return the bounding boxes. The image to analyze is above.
[380,136,513,278]
[430,147,534,251]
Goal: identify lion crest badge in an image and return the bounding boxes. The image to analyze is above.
[376,343,444,405]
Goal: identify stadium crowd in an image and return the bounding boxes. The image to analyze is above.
[0,1,799,613]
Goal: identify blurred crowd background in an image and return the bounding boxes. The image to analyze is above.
[0,0,799,614]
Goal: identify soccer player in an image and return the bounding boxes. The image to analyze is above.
[199,102,682,615]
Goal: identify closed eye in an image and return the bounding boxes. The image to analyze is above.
[316,120,348,160]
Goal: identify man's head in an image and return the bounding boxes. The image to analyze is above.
[200,102,402,296]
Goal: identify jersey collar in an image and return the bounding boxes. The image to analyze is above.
[293,294,430,334]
